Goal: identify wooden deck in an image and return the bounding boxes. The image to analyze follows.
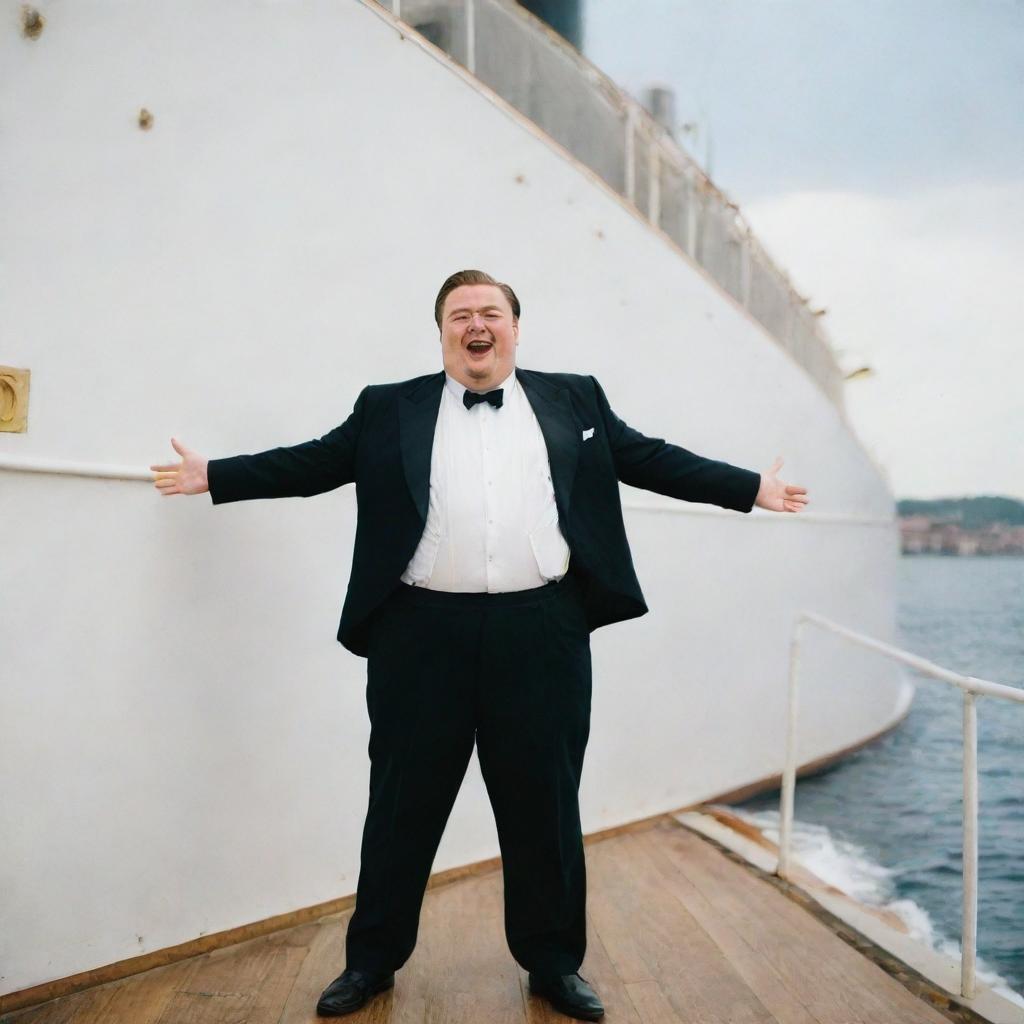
[2,817,957,1024]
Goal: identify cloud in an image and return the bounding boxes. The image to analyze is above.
[585,0,1024,200]
[743,182,1024,499]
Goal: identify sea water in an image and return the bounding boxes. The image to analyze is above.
[733,553,1024,1005]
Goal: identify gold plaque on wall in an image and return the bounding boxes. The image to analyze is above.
[0,366,30,432]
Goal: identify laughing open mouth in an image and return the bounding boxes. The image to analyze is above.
[467,341,493,353]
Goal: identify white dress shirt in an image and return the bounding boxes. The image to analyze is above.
[400,368,571,592]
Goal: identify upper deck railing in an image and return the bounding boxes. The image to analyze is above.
[381,0,846,411]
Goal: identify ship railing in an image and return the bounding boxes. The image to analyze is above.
[372,0,845,412]
[780,610,1024,999]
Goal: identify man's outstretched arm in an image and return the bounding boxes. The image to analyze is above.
[151,386,369,503]
[591,376,808,514]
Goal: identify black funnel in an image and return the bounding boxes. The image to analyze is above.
[517,0,583,50]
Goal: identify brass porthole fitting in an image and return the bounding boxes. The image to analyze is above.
[0,367,30,432]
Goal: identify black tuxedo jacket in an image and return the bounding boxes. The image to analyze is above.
[207,367,761,657]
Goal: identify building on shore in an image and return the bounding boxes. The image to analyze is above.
[900,516,1024,555]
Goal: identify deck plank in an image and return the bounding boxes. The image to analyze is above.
[418,870,523,1024]
[150,935,307,1024]
[630,828,819,1024]
[277,913,349,1024]
[1,982,120,1024]
[588,831,777,1024]
[568,911,643,1024]
[651,822,951,1024]
[91,959,203,1024]
[1,818,956,1024]
[622,979,684,1024]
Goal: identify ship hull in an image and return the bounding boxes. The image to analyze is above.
[0,0,903,995]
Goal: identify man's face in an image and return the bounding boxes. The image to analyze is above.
[439,283,519,391]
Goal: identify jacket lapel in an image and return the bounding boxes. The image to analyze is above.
[398,371,445,525]
[516,367,581,526]
[398,367,581,527]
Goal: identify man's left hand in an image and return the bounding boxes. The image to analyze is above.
[754,456,808,513]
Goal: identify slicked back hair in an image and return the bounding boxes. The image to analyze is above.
[434,269,521,329]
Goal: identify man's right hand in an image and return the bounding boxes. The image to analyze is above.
[151,437,210,496]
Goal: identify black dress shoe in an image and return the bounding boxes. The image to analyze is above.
[528,971,605,1021]
[316,968,395,1016]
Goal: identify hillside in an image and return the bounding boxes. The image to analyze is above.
[897,496,1024,528]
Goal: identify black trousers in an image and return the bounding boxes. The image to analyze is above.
[344,565,592,976]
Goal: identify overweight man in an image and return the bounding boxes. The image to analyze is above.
[151,268,809,1021]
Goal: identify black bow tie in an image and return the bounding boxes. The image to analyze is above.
[463,388,504,411]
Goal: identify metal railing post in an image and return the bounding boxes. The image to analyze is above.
[778,613,803,879]
[624,104,637,204]
[647,139,660,226]
[685,173,697,257]
[740,230,752,308]
[465,0,475,74]
[962,690,978,998]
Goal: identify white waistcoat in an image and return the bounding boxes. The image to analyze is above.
[400,368,571,592]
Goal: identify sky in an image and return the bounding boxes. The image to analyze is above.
[582,0,1024,501]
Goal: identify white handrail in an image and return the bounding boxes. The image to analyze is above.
[0,453,902,528]
[778,610,1024,1000]
[0,453,152,481]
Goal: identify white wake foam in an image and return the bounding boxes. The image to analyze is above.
[726,807,1024,1009]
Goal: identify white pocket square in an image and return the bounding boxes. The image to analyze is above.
[582,427,595,440]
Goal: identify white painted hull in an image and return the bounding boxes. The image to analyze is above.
[0,0,904,994]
